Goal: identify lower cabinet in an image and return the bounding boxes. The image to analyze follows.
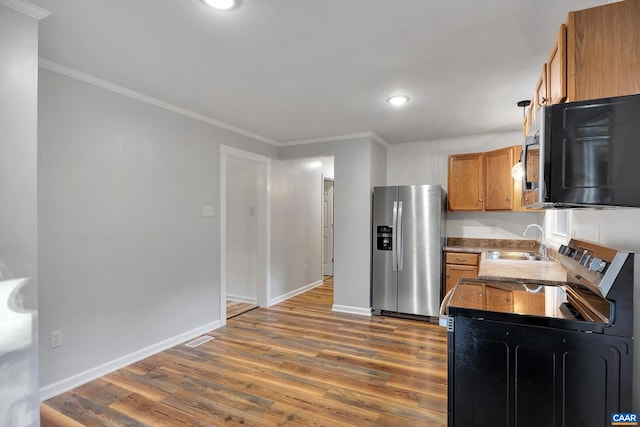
[448,316,633,427]
[444,252,479,295]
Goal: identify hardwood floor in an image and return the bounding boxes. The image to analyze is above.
[226,300,258,319]
[41,277,448,426]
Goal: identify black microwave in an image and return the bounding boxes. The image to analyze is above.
[522,93,640,209]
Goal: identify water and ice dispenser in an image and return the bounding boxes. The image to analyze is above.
[376,226,393,251]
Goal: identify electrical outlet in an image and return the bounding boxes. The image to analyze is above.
[201,206,215,217]
[50,330,63,349]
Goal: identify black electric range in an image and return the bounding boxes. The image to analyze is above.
[442,239,634,427]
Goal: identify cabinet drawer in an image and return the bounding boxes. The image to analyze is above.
[445,252,479,266]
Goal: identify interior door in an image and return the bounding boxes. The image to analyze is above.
[322,179,334,276]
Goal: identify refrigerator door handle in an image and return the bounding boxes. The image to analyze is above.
[392,201,398,271]
[397,201,404,271]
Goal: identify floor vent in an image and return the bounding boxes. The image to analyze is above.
[185,335,215,348]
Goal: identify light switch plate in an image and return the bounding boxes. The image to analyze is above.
[201,206,214,217]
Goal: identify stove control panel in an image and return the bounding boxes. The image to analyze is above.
[558,244,608,273]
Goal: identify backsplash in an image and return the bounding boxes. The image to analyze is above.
[446,237,539,251]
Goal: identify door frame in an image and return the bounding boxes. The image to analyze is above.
[322,177,334,276]
[220,145,271,324]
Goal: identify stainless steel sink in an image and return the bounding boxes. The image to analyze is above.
[485,250,544,261]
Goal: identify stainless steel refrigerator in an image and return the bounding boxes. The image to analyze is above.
[372,185,446,317]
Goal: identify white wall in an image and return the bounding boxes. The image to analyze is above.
[270,158,324,302]
[0,5,41,425]
[280,137,386,314]
[371,139,387,188]
[387,132,523,187]
[387,131,544,238]
[447,211,542,238]
[37,69,278,397]
[0,6,39,296]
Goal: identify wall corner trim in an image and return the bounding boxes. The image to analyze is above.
[39,320,224,401]
[0,0,51,19]
[331,305,372,316]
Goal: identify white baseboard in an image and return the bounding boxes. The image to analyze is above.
[269,280,323,306]
[226,294,258,304]
[332,304,372,316]
[39,320,224,401]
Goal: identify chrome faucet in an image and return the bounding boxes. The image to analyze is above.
[522,224,549,260]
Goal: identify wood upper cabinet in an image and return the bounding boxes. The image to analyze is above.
[547,24,567,104]
[523,1,640,135]
[534,63,548,116]
[448,153,483,211]
[449,146,529,212]
[485,146,517,211]
[567,0,640,102]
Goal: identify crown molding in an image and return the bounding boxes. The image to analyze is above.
[37,59,392,149]
[0,0,51,19]
[280,131,389,147]
[38,58,280,147]
[368,132,389,148]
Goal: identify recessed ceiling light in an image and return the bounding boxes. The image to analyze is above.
[201,0,238,10]
[386,95,410,106]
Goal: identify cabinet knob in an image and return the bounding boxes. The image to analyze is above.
[456,257,467,262]
[478,198,483,202]
[506,197,511,201]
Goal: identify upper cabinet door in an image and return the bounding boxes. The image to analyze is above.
[567,0,640,101]
[547,24,567,104]
[448,153,484,211]
[484,147,515,211]
[534,63,548,116]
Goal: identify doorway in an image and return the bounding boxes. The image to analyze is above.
[322,178,334,277]
[220,146,270,323]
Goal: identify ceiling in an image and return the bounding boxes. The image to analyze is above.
[32,0,611,145]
